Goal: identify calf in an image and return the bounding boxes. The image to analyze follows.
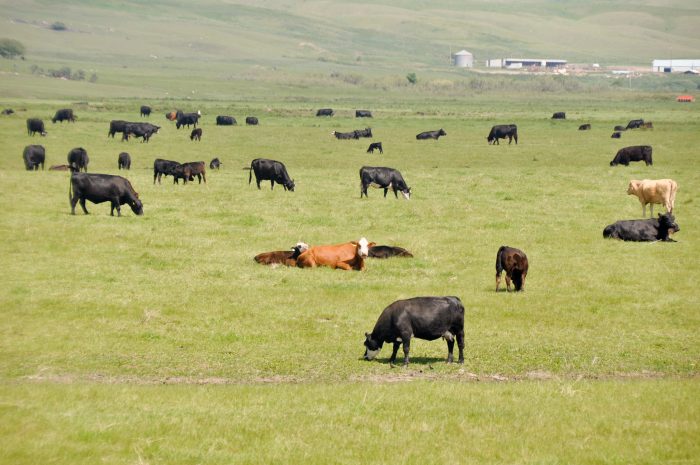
[254,242,310,266]
[487,124,518,145]
[610,145,653,166]
[296,237,374,271]
[332,130,359,140]
[70,171,143,217]
[216,115,236,125]
[26,118,47,136]
[316,108,334,117]
[190,128,202,141]
[627,179,678,217]
[248,158,295,191]
[118,152,131,170]
[611,131,622,139]
[153,158,181,184]
[368,245,413,258]
[614,125,626,132]
[354,127,373,138]
[495,246,528,292]
[367,142,383,154]
[416,128,447,140]
[140,105,151,117]
[603,213,679,242]
[360,166,411,199]
[355,110,373,118]
[67,147,89,172]
[626,119,644,129]
[210,158,222,170]
[174,161,206,184]
[578,124,591,131]
[23,145,45,170]
[246,116,259,125]
[52,108,75,123]
[363,296,465,366]
[2,108,14,115]
[552,112,566,119]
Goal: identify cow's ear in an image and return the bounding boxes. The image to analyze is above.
[350,241,358,245]
[365,332,370,338]
[368,242,377,248]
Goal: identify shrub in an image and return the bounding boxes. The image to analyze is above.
[0,38,25,59]
[50,22,67,31]
[406,72,417,85]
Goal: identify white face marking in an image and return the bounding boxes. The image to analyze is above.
[365,348,381,360]
[296,242,309,252]
[358,237,369,257]
[401,191,410,200]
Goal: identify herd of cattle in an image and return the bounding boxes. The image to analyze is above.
[10,104,683,366]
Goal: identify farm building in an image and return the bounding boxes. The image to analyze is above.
[453,50,474,68]
[652,59,700,73]
[486,58,567,69]
[677,95,695,102]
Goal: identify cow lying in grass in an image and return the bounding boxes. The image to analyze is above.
[627,179,678,217]
[368,245,413,258]
[603,213,679,242]
[296,238,374,271]
[254,242,309,267]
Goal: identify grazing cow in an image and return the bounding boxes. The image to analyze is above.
[614,125,626,132]
[246,116,259,125]
[52,108,75,123]
[641,122,654,129]
[190,128,202,141]
[332,130,359,140]
[153,159,182,184]
[360,166,411,199]
[67,147,89,172]
[254,242,310,266]
[165,111,178,121]
[122,122,160,142]
[69,171,143,217]
[49,164,70,171]
[610,145,653,166]
[627,179,678,217]
[495,246,529,292]
[176,112,200,129]
[210,158,222,170]
[354,127,373,138]
[367,142,383,154]
[368,245,413,258]
[26,118,47,136]
[416,128,447,140]
[552,112,566,119]
[140,105,151,117]
[578,124,591,130]
[356,110,373,118]
[2,108,14,115]
[296,237,374,271]
[487,124,518,145]
[248,158,295,191]
[23,145,45,170]
[174,161,206,184]
[363,296,465,366]
[316,108,334,117]
[626,119,644,129]
[611,131,622,139]
[603,213,679,242]
[108,120,128,138]
[216,115,236,125]
[118,152,131,170]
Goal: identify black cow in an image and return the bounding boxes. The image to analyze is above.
[355,110,373,118]
[52,109,75,123]
[360,166,411,199]
[2,108,14,115]
[626,119,644,129]
[216,115,236,125]
[26,118,47,137]
[603,213,679,242]
[140,105,151,117]
[367,142,383,154]
[610,145,653,166]
[578,124,591,130]
[108,120,128,138]
[614,125,626,132]
[332,130,359,140]
[176,112,200,129]
[246,116,259,125]
[23,145,45,170]
[416,129,447,140]
[316,108,334,117]
[354,127,372,138]
[153,158,181,184]
[363,296,465,366]
[67,147,89,172]
[122,122,160,142]
[551,112,566,119]
[190,128,202,141]
[368,245,413,258]
[487,124,518,145]
[173,161,206,184]
[495,246,529,292]
[69,171,143,217]
[118,152,131,170]
[210,158,222,170]
[611,132,622,139]
[248,158,295,191]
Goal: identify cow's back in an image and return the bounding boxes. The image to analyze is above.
[386,296,464,341]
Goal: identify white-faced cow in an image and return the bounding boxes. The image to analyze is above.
[296,238,374,271]
[26,118,47,136]
[610,146,652,166]
[67,147,89,172]
[416,129,446,140]
[487,124,518,145]
[360,166,411,199]
[118,152,131,170]
[69,171,143,217]
[23,145,45,170]
[52,109,75,123]
[363,296,465,366]
[254,242,310,267]
[248,158,295,191]
[603,213,679,242]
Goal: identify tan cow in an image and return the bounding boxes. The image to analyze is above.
[627,179,678,217]
[296,238,375,271]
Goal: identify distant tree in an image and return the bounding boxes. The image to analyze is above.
[89,73,98,83]
[51,22,67,31]
[406,72,417,85]
[0,38,26,59]
[72,69,85,81]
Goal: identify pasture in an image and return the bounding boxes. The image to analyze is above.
[1,93,699,463]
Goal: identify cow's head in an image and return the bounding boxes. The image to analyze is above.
[130,197,144,216]
[627,180,641,195]
[658,213,679,239]
[290,242,309,258]
[363,333,383,360]
[40,131,47,137]
[487,135,494,144]
[401,187,412,200]
[439,128,446,136]
[353,237,374,258]
[286,179,295,192]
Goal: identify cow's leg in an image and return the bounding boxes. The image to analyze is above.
[495,272,502,292]
[111,200,121,217]
[335,262,353,271]
[383,188,388,198]
[389,342,401,365]
[79,198,89,215]
[70,194,79,215]
[402,338,411,366]
[256,179,261,189]
[649,204,654,217]
[505,274,512,292]
[270,180,274,190]
[202,173,206,184]
[456,330,465,364]
[446,338,455,363]
[520,273,526,292]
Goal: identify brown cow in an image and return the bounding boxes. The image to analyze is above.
[627,179,678,217]
[165,111,178,121]
[495,246,528,292]
[174,161,206,184]
[296,238,375,271]
[254,242,309,266]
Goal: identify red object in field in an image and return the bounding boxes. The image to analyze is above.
[677,95,695,102]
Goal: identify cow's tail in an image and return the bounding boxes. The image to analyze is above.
[495,246,507,274]
[247,164,252,184]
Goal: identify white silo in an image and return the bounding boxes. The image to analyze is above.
[454,50,474,68]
